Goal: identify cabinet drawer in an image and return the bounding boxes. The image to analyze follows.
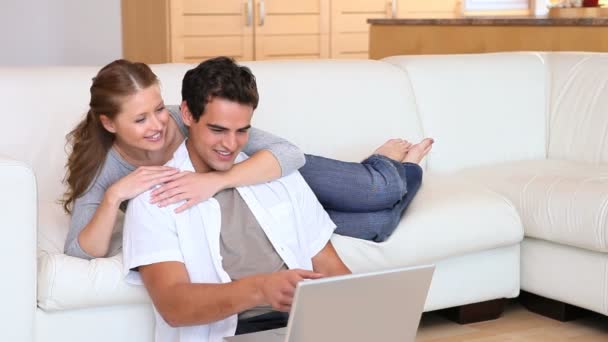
[333,33,369,55]
[182,36,252,59]
[183,15,247,36]
[257,35,322,57]
[264,0,320,14]
[334,12,385,32]
[260,15,321,35]
[334,0,386,13]
[182,0,243,14]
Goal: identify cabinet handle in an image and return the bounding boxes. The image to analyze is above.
[259,0,265,26]
[390,0,397,18]
[246,0,253,26]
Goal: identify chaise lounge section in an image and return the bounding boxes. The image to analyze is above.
[1,52,606,342]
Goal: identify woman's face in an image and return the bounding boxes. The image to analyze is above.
[101,85,170,153]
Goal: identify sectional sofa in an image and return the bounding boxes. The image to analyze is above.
[1,52,606,342]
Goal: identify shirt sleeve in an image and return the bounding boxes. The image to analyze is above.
[293,173,336,258]
[64,168,114,260]
[243,127,306,176]
[122,191,184,285]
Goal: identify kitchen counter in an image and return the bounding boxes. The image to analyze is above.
[368,16,608,26]
[368,16,608,59]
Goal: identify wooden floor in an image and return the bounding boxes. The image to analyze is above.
[417,303,608,341]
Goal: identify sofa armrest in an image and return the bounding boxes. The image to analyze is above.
[0,156,37,342]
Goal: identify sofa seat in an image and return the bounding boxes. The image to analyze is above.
[37,203,147,312]
[457,159,608,253]
[37,174,523,312]
[332,174,524,272]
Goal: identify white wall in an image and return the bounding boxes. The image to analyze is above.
[0,0,122,66]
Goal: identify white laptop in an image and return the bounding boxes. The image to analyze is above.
[224,264,435,342]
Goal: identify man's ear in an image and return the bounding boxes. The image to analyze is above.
[180,101,193,127]
[99,114,116,133]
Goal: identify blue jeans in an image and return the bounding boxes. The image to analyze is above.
[300,154,423,242]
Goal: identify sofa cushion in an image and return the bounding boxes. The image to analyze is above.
[332,174,524,273]
[36,202,145,311]
[457,160,608,253]
[544,53,608,164]
[38,174,523,310]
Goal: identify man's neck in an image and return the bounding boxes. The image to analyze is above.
[185,138,212,173]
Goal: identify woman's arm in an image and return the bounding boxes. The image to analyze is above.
[243,127,305,176]
[150,127,307,212]
[65,164,179,259]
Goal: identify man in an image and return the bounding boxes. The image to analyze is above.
[123,57,350,342]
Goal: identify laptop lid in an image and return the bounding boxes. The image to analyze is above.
[285,264,434,342]
[225,264,434,342]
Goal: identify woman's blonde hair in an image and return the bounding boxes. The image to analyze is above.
[61,59,158,213]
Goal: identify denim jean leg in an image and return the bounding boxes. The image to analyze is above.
[300,154,407,212]
[329,162,423,242]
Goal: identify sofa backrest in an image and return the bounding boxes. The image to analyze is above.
[242,60,423,163]
[0,60,423,235]
[0,64,193,207]
[384,53,548,173]
[543,53,608,164]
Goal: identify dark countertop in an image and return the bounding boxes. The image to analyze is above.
[368,16,608,26]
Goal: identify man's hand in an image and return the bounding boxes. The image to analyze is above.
[258,269,323,311]
[312,242,351,277]
[150,171,226,212]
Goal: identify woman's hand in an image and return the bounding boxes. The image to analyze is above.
[150,171,227,213]
[106,166,179,204]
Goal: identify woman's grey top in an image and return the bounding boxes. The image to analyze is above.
[64,105,306,259]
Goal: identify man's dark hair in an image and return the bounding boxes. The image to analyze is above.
[181,56,259,122]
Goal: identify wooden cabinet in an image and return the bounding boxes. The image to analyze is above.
[122,0,329,63]
[255,0,330,60]
[330,0,391,59]
[122,0,462,62]
[330,0,459,59]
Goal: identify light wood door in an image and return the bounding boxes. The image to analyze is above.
[331,0,393,59]
[253,0,330,60]
[171,0,254,62]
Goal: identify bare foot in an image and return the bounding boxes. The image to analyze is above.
[402,138,434,164]
[374,139,412,162]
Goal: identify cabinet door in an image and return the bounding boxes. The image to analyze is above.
[396,0,459,18]
[170,0,254,62]
[253,0,330,60]
[331,0,390,59]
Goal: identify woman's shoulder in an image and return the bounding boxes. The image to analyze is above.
[167,105,188,137]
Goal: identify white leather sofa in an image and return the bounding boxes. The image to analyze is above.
[1,52,606,342]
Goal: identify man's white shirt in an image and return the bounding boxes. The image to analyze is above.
[122,142,336,342]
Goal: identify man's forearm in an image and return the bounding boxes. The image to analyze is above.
[150,276,264,327]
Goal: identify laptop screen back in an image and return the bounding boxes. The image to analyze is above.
[285,265,434,342]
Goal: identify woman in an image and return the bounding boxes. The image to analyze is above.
[63,59,432,259]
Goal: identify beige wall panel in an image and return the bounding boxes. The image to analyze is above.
[182,36,251,59]
[264,0,320,14]
[182,0,243,14]
[183,15,247,36]
[256,35,321,58]
[259,15,321,35]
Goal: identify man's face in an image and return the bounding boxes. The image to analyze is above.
[182,97,253,173]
